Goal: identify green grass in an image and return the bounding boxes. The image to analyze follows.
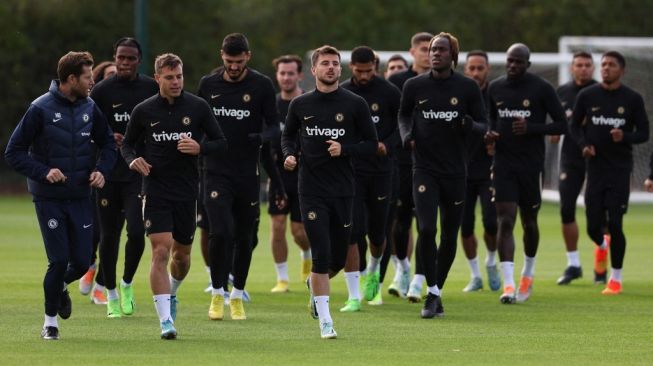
[0,195,652,365]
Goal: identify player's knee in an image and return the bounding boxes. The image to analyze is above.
[417,224,437,240]
[560,205,575,224]
[151,246,170,264]
[48,258,68,274]
[290,224,307,243]
[497,215,515,233]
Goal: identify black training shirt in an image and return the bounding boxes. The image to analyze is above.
[91,74,158,182]
[282,87,378,197]
[399,71,487,178]
[389,67,419,166]
[197,68,279,177]
[488,72,566,173]
[466,86,492,181]
[556,79,597,169]
[342,75,401,176]
[570,83,649,173]
[121,92,226,201]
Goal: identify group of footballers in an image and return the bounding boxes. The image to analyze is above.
[5,30,652,341]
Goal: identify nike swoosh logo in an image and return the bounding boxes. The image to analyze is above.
[112,103,122,108]
[250,201,258,206]
[496,101,504,106]
[454,200,464,206]
[377,196,387,201]
[150,121,160,127]
[344,223,352,228]
[211,94,220,99]
[532,203,540,209]
[591,107,600,112]
[418,99,428,105]
[52,118,62,123]
[83,224,92,229]
[304,116,314,120]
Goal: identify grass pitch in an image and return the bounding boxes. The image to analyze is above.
[0,195,651,365]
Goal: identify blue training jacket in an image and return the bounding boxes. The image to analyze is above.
[5,80,117,200]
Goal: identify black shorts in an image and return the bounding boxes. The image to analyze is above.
[268,172,301,223]
[352,174,392,246]
[412,171,466,234]
[558,163,586,224]
[493,170,542,208]
[300,195,353,274]
[461,179,496,237]
[585,169,630,214]
[143,195,196,245]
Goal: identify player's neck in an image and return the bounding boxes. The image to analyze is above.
[412,64,429,74]
[224,68,248,83]
[281,87,302,101]
[574,78,591,87]
[601,80,621,91]
[58,84,78,102]
[431,68,452,80]
[316,81,338,93]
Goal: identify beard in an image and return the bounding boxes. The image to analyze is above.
[317,75,338,86]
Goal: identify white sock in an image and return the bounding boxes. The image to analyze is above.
[400,258,411,272]
[44,314,58,328]
[170,276,183,296]
[153,294,172,323]
[344,271,361,301]
[610,268,622,282]
[500,261,515,288]
[468,256,482,278]
[392,266,402,283]
[107,288,119,301]
[315,295,332,324]
[121,279,131,287]
[412,274,425,287]
[427,285,441,296]
[301,249,312,260]
[600,235,609,249]
[390,255,399,270]
[231,288,244,300]
[367,255,381,274]
[486,250,497,267]
[211,287,225,296]
[567,251,581,267]
[275,261,289,281]
[205,266,211,281]
[94,283,106,292]
[522,256,536,278]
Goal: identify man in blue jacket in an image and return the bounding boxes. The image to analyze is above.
[5,51,117,340]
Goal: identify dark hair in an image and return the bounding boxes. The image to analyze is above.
[572,51,593,61]
[466,50,488,63]
[272,54,303,73]
[154,53,183,73]
[431,32,460,68]
[113,37,142,59]
[311,45,340,66]
[387,54,408,67]
[222,33,250,55]
[92,61,116,83]
[350,46,376,64]
[411,32,434,46]
[602,50,625,68]
[57,51,94,82]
